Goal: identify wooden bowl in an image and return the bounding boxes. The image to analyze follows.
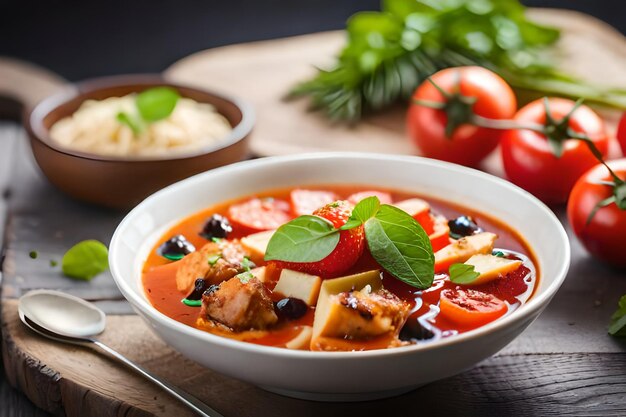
[25,75,254,209]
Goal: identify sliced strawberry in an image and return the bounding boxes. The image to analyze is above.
[228,198,292,233]
[347,190,393,205]
[271,200,365,277]
[290,189,338,216]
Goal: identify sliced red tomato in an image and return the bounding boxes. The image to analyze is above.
[429,215,450,252]
[394,198,433,233]
[407,66,517,167]
[228,198,292,233]
[501,98,609,204]
[290,189,338,216]
[439,288,507,326]
[347,191,392,205]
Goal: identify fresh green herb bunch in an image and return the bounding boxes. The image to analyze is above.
[290,0,626,122]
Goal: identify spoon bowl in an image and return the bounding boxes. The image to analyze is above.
[19,290,106,339]
[18,289,222,417]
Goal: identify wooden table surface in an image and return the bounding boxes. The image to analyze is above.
[1,115,626,416]
[0,11,626,417]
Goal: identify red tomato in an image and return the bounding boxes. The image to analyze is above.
[439,288,507,326]
[290,189,338,216]
[347,191,392,205]
[567,159,626,268]
[228,198,292,233]
[501,98,609,204]
[618,112,626,156]
[407,66,517,167]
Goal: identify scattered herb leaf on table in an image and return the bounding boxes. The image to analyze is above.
[61,240,109,281]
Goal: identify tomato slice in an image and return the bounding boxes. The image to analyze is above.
[290,189,338,216]
[428,214,450,252]
[439,288,506,326]
[348,191,393,205]
[228,198,292,232]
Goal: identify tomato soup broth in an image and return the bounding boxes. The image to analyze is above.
[142,185,538,350]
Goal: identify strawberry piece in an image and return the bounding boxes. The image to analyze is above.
[347,190,393,205]
[228,198,292,233]
[290,189,338,216]
[271,200,365,278]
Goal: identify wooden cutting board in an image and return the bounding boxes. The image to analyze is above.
[165,8,626,158]
[2,8,626,417]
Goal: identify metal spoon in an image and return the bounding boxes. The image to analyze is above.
[18,289,222,417]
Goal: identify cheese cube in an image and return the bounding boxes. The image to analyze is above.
[463,254,522,285]
[273,269,322,305]
[285,326,313,350]
[241,230,275,263]
[312,270,382,340]
[434,232,497,272]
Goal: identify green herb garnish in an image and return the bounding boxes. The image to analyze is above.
[364,205,434,289]
[609,294,626,337]
[211,237,223,243]
[290,0,626,121]
[182,298,203,307]
[61,240,109,281]
[50,260,58,267]
[241,256,255,271]
[265,197,434,289]
[207,254,222,266]
[117,87,180,134]
[449,263,480,285]
[265,215,340,263]
[236,271,255,283]
[29,251,38,259]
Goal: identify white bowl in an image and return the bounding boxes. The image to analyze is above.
[109,153,570,402]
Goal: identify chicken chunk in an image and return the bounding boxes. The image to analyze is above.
[317,287,410,340]
[200,276,278,331]
[176,240,249,293]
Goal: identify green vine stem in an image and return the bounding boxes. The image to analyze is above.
[412,75,626,223]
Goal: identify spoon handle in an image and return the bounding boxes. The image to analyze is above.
[92,339,223,417]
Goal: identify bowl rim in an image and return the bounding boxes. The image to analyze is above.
[109,152,571,360]
[26,74,255,162]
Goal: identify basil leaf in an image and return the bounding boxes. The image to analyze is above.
[364,205,434,289]
[61,240,109,281]
[609,294,626,337]
[449,263,480,285]
[136,87,180,122]
[341,196,380,230]
[116,112,144,134]
[264,215,340,262]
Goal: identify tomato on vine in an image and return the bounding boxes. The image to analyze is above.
[618,112,626,157]
[500,98,609,204]
[567,159,626,268]
[407,66,517,167]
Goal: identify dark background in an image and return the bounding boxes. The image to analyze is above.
[0,0,625,81]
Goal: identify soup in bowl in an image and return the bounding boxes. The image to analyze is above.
[109,153,569,401]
